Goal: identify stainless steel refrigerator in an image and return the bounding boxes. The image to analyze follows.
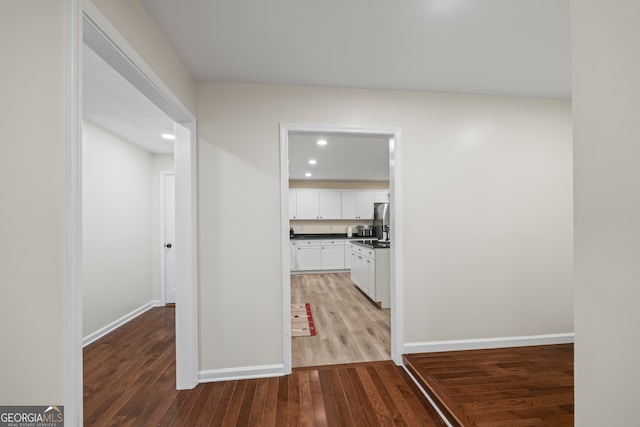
[373,202,390,241]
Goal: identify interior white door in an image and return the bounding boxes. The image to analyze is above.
[163,173,176,304]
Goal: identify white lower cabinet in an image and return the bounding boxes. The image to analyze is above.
[321,240,345,270]
[297,244,322,270]
[351,252,370,298]
[344,241,352,269]
[293,239,346,271]
[290,241,297,271]
[350,243,390,308]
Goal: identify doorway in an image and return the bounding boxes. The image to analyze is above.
[67,5,199,421]
[279,124,404,374]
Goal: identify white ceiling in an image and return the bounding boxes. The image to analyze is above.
[289,133,390,181]
[83,0,571,169]
[140,0,571,98]
[83,44,175,154]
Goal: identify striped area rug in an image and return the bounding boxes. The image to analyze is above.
[291,303,316,337]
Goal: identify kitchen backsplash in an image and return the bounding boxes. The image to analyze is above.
[290,220,372,235]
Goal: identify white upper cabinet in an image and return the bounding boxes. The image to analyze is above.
[355,191,375,219]
[295,190,320,219]
[342,191,375,219]
[318,191,342,219]
[289,190,298,219]
[340,192,358,219]
[290,188,388,220]
[374,191,390,203]
[294,190,342,220]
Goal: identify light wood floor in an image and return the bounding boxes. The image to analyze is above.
[291,272,391,367]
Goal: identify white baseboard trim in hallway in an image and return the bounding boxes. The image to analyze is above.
[404,332,574,354]
[199,364,285,383]
[82,300,164,347]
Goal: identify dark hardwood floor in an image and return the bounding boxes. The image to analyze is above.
[84,306,446,426]
[404,344,574,427]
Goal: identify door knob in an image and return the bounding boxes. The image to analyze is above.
[165,243,172,248]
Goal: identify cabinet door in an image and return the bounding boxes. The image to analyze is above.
[296,191,319,219]
[290,242,297,271]
[319,191,342,219]
[352,253,368,292]
[289,190,298,219]
[374,191,389,203]
[297,245,322,270]
[344,242,352,269]
[356,192,375,219]
[351,253,360,286]
[365,257,376,298]
[322,245,345,269]
[341,192,357,219]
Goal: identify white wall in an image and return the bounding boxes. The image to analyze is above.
[572,1,640,425]
[83,121,159,337]
[0,0,67,404]
[196,82,573,371]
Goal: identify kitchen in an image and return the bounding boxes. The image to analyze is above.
[288,132,393,367]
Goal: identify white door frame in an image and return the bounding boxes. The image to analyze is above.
[66,2,199,424]
[279,123,404,375]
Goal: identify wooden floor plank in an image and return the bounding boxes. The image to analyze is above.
[261,377,280,427]
[234,378,257,426]
[274,375,290,427]
[317,369,342,426]
[287,371,301,425]
[326,369,355,427]
[247,377,269,426]
[202,381,234,426]
[348,367,383,427]
[309,370,329,427]
[404,344,574,427]
[219,381,245,427]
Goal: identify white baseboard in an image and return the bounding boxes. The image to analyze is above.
[82,300,163,347]
[403,332,574,354]
[199,364,286,383]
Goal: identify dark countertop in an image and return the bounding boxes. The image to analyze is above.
[290,233,390,248]
[351,240,391,249]
[290,233,361,240]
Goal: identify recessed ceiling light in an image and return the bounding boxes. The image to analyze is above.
[161,133,175,140]
[305,172,312,177]
[308,159,317,165]
[317,139,327,146]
